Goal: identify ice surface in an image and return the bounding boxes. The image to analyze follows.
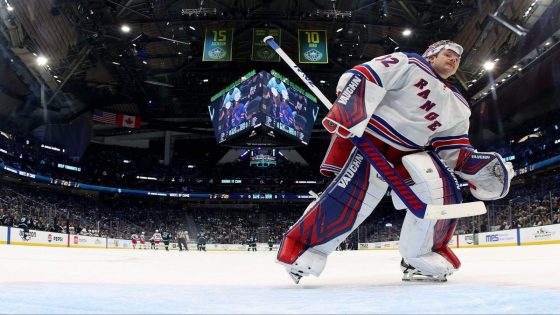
[1,244,559,314]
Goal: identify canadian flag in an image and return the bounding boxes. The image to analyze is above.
[117,114,142,128]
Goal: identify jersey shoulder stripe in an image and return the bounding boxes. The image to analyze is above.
[405,53,439,78]
[351,64,383,87]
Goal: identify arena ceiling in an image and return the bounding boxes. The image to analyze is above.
[0,0,558,148]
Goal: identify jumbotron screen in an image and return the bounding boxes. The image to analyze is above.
[208,70,319,146]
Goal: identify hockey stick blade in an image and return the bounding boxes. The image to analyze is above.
[263,36,487,220]
[425,201,487,220]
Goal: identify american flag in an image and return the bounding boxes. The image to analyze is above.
[92,110,117,125]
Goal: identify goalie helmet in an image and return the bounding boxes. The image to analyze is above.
[422,40,463,58]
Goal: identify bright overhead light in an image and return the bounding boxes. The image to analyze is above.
[202,78,209,82]
[545,41,551,46]
[402,29,412,36]
[483,61,495,71]
[189,25,196,30]
[177,51,182,55]
[112,61,120,65]
[320,80,326,84]
[121,24,131,33]
[36,56,48,66]
[336,28,343,33]
[513,65,519,69]
[7,5,14,11]
[142,60,147,64]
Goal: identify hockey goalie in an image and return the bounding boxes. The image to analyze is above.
[276,40,515,283]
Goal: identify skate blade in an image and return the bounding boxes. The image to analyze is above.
[402,275,447,283]
[288,271,302,284]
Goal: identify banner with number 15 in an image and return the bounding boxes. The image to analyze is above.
[298,30,328,64]
[203,28,233,62]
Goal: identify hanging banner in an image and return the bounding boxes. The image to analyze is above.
[298,30,328,64]
[252,28,281,62]
[203,28,233,62]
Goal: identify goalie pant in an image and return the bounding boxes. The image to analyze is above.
[277,134,461,278]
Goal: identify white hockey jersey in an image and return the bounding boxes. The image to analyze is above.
[328,52,473,170]
[152,232,162,241]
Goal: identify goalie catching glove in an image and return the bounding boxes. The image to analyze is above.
[454,148,515,200]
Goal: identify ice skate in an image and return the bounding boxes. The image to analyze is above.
[277,247,327,284]
[287,270,303,284]
[401,259,447,282]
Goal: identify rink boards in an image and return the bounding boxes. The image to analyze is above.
[358,224,560,250]
[0,226,277,251]
[1,224,558,251]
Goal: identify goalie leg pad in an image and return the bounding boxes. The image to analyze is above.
[397,152,461,277]
[277,149,388,277]
[391,151,462,209]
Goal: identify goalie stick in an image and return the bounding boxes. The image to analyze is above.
[263,35,486,220]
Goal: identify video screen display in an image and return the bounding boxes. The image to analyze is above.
[208,70,319,145]
[260,71,319,144]
[208,71,263,143]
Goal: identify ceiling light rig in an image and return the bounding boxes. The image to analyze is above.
[483,61,495,71]
[36,56,48,66]
[181,8,217,16]
[314,9,351,19]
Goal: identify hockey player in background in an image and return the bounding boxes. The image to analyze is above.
[177,230,189,251]
[151,229,162,250]
[139,232,147,249]
[276,40,515,283]
[268,236,274,251]
[131,233,139,249]
[161,229,172,251]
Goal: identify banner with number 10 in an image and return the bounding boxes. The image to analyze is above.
[297,30,328,64]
